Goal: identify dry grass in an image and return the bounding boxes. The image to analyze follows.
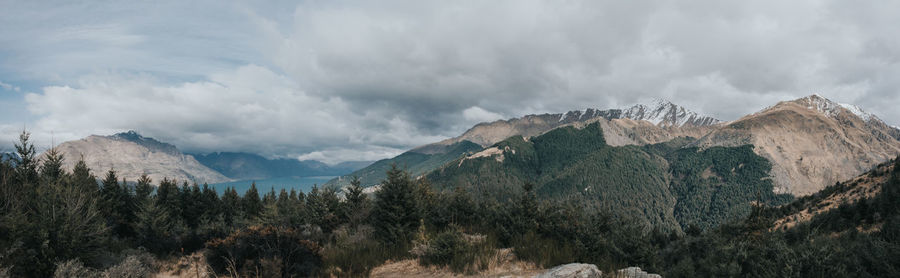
[153,251,215,278]
[370,248,541,278]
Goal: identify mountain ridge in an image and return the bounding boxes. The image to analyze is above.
[333,100,721,187]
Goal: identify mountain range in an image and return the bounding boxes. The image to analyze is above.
[43,94,900,205]
[331,95,900,198]
[321,94,900,230]
[46,131,371,185]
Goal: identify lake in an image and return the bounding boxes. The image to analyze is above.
[208,176,337,196]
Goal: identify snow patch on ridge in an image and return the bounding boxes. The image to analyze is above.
[801,94,876,122]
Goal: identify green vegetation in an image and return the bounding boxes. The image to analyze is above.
[429,122,792,231]
[662,145,795,230]
[659,158,900,277]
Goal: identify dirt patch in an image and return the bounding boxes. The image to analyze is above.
[700,166,720,181]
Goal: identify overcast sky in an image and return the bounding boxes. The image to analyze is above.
[1,0,899,164]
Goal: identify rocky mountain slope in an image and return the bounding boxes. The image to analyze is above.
[50,131,231,184]
[693,94,900,196]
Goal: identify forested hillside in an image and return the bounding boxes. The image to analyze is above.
[326,140,482,187]
[428,122,793,231]
[658,158,900,277]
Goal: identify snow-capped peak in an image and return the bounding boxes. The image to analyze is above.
[797,94,876,122]
[555,99,720,127]
[621,98,721,127]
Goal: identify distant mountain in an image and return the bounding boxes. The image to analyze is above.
[330,100,721,187]
[191,152,370,180]
[49,131,231,184]
[326,140,482,187]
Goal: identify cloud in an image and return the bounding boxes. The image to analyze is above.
[4,0,900,162]
[20,65,443,160]
[462,106,505,124]
[254,0,900,125]
[0,81,20,92]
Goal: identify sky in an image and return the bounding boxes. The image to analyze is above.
[1,0,899,164]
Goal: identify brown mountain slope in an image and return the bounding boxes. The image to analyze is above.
[772,159,895,231]
[693,95,900,196]
[50,132,231,185]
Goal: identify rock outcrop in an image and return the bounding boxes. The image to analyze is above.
[534,264,663,278]
[615,267,662,278]
[535,263,602,278]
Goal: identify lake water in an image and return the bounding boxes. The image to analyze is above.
[208,176,337,196]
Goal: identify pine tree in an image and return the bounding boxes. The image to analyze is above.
[180,182,203,228]
[39,147,65,184]
[134,174,153,206]
[201,183,220,219]
[259,201,282,227]
[306,186,331,232]
[69,157,97,193]
[449,186,475,226]
[100,169,125,236]
[345,176,369,227]
[371,164,420,245]
[13,130,38,187]
[221,187,241,227]
[155,178,182,223]
[243,182,262,218]
[135,194,180,254]
[346,176,367,211]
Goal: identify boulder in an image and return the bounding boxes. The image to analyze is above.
[615,267,661,278]
[535,263,602,278]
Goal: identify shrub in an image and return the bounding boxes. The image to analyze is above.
[54,259,98,278]
[513,231,577,268]
[320,225,387,277]
[418,227,493,274]
[206,225,322,277]
[101,255,153,278]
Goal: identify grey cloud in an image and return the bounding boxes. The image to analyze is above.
[4,0,900,162]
